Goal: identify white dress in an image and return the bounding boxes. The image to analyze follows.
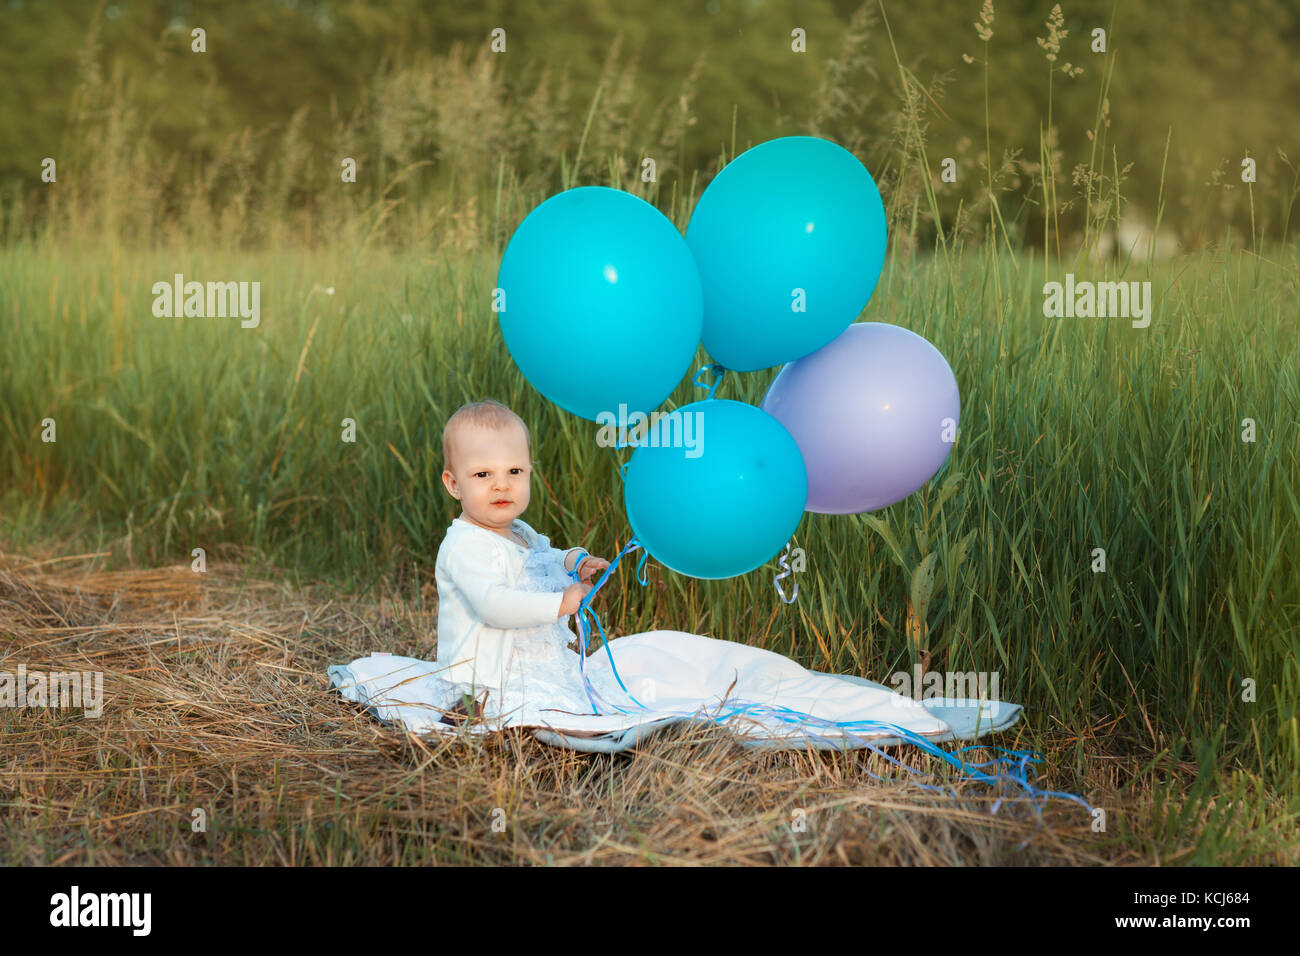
[334,518,1026,753]
[328,523,1072,807]
[432,516,630,730]
[492,533,629,726]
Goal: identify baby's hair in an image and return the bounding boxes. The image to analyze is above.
[442,399,531,474]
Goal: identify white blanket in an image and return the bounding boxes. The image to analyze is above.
[328,630,1021,754]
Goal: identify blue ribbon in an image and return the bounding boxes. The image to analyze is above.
[692,363,727,400]
[567,548,590,582]
[574,537,652,713]
[567,535,1094,821]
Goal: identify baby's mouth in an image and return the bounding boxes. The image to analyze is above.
[491,500,512,506]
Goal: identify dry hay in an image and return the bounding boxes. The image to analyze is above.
[0,548,1112,865]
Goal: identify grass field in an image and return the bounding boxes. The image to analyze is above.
[2,231,1297,863]
[3,0,1299,864]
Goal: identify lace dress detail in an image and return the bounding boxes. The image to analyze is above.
[493,537,629,726]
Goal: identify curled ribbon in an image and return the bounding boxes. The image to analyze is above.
[773,540,799,604]
[692,363,727,400]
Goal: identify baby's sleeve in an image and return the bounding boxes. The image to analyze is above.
[535,528,583,575]
[553,546,584,575]
[450,540,566,628]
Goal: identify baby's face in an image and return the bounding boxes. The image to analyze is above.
[441,422,531,535]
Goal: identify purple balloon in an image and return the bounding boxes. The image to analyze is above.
[760,322,959,514]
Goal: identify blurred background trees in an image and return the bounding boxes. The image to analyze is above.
[1,0,1296,250]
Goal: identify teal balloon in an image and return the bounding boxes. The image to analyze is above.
[623,399,807,580]
[497,186,703,422]
[685,136,888,372]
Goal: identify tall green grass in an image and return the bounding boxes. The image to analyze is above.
[2,231,1297,801]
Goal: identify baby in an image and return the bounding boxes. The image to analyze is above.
[434,399,610,723]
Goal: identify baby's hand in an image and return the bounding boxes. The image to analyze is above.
[558,581,594,618]
[576,556,610,582]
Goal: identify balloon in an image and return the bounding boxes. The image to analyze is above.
[497,187,703,422]
[760,322,959,514]
[685,136,887,373]
[623,399,807,579]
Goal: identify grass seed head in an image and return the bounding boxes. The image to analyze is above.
[974,0,995,42]
[1036,4,1067,62]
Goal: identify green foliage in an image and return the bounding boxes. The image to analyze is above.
[1,239,1297,801]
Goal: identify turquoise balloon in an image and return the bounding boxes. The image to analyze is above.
[685,136,888,372]
[623,399,807,580]
[497,186,703,422]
